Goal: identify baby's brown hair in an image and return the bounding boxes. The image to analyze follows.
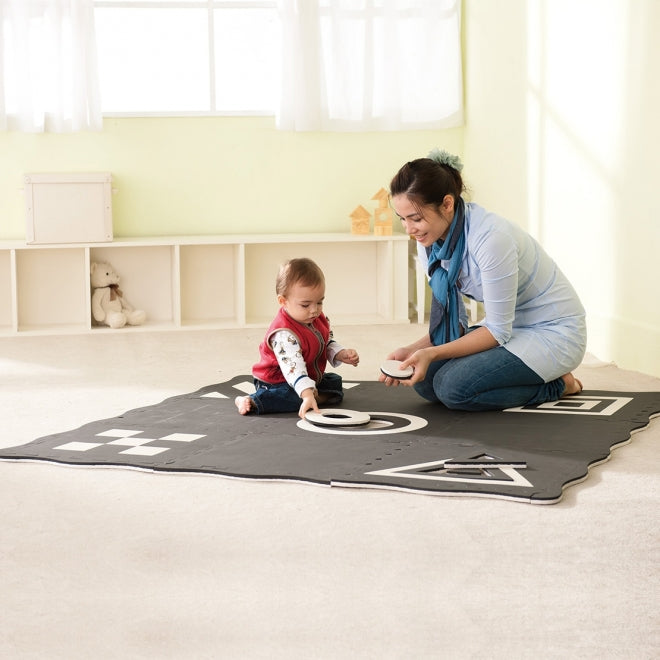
[276,258,325,297]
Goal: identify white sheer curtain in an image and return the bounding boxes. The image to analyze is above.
[277,0,462,132]
[0,0,101,133]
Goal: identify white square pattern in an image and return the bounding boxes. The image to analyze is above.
[53,442,105,452]
[54,428,206,456]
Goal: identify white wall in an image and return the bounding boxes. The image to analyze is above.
[463,0,660,377]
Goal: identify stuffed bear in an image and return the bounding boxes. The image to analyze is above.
[90,261,146,329]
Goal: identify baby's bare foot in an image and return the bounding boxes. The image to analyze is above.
[235,396,254,415]
[561,373,583,396]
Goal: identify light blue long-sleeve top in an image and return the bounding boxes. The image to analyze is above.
[419,202,587,382]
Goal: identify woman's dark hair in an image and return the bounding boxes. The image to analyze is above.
[389,158,465,209]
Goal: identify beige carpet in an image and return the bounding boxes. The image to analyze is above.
[1,325,658,659]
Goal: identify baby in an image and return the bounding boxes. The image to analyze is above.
[235,257,359,419]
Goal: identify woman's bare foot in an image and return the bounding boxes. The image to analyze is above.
[235,395,254,415]
[561,372,583,396]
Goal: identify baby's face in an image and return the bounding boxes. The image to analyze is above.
[278,282,325,325]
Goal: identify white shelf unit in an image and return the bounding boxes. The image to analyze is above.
[0,233,411,335]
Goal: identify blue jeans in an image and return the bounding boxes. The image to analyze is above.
[249,372,344,415]
[414,346,566,411]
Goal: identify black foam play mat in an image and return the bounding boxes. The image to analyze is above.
[2,376,659,504]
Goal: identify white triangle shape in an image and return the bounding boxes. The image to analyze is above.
[232,381,256,394]
[366,458,533,488]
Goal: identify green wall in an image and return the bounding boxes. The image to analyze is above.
[0,117,463,240]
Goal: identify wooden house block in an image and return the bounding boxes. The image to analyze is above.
[371,188,390,208]
[350,205,371,235]
[373,202,393,235]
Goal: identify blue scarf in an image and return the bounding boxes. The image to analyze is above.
[427,197,466,345]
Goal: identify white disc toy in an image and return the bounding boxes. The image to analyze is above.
[305,409,371,427]
[380,359,414,380]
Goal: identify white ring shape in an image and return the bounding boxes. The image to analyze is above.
[305,409,371,426]
[298,412,428,435]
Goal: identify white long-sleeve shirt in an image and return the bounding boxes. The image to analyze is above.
[270,330,344,396]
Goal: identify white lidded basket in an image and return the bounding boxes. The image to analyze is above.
[24,172,113,244]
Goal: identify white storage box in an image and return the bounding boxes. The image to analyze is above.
[24,173,113,244]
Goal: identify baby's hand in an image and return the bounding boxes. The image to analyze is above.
[299,388,320,419]
[337,348,360,367]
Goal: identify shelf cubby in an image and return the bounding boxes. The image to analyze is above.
[16,247,89,333]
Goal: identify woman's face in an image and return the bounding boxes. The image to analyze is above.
[392,193,455,247]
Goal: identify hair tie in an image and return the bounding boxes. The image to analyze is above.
[428,148,463,172]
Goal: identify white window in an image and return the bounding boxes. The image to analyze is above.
[2,0,461,132]
[94,0,280,115]
[277,0,463,131]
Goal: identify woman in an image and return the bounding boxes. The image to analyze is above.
[380,149,586,411]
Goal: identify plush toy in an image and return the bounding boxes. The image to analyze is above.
[90,261,146,329]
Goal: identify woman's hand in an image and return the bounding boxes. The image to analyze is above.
[380,347,434,387]
[379,335,435,385]
[378,345,413,385]
[398,348,433,386]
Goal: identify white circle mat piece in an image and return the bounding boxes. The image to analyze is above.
[305,409,371,426]
[380,359,414,380]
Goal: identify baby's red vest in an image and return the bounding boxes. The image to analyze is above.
[252,308,331,385]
